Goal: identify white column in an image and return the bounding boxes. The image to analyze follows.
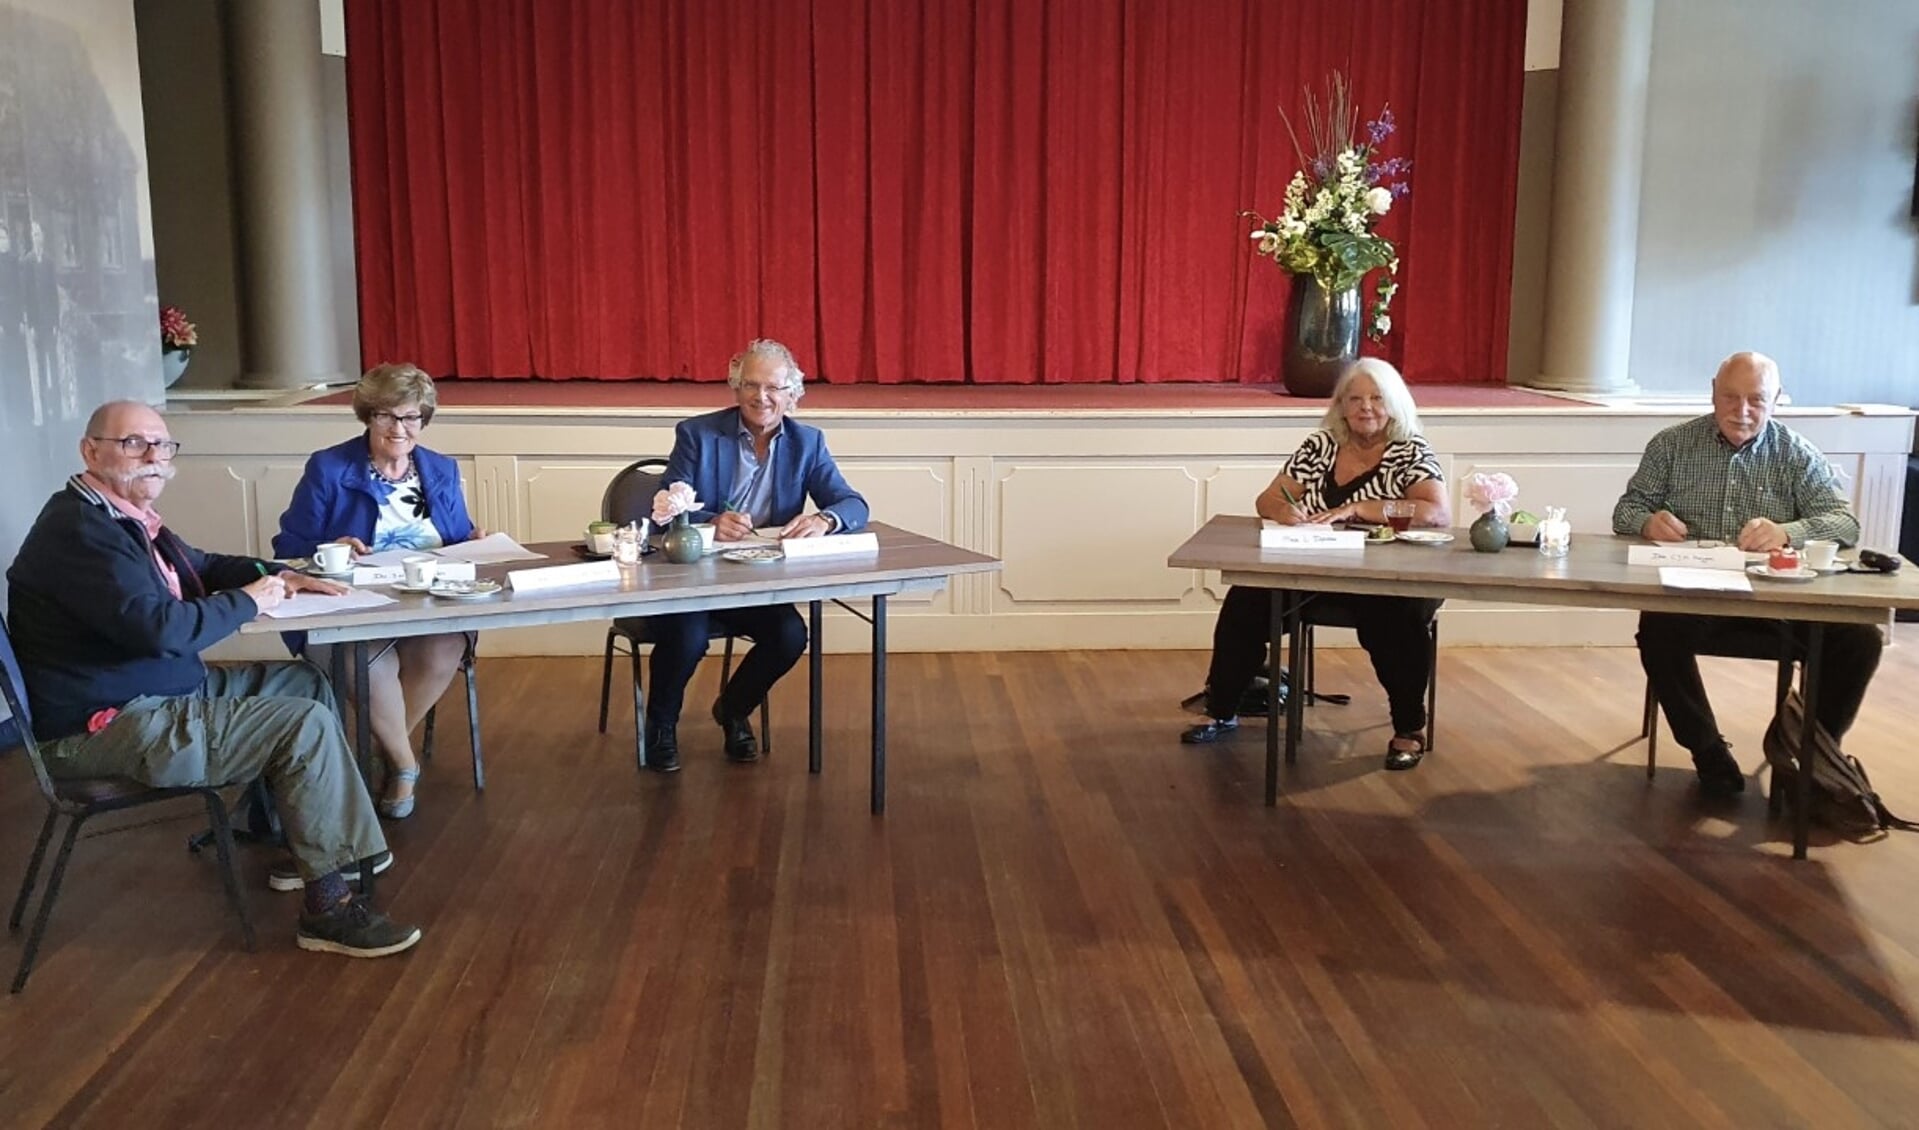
[224,0,345,390]
[1531,0,1655,394]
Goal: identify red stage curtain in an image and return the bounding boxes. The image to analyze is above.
[345,0,1525,384]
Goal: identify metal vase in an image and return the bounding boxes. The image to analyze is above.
[1281,273,1361,398]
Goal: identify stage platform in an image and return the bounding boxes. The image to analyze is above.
[298,378,1584,415]
[163,382,1914,656]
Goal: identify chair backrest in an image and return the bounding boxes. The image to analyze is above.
[602,457,671,525]
[0,614,61,804]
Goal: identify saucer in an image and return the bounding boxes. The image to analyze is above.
[429,579,503,600]
[391,580,438,593]
[1366,527,1397,544]
[572,542,614,560]
[1394,530,1455,546]
[302,565,354,579]
[1746,564,1818,583]
[721,547,784,564]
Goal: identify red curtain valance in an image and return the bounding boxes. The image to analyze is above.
[345,0,1525,384]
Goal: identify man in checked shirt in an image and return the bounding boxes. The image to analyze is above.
[1612,351,1880,798]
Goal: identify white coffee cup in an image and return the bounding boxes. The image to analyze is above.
[402,554,440,587]
[313,542,352,573]
[693,523,717,551]
[1802,539,1839,571]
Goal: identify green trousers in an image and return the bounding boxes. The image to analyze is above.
[43,661,386,882]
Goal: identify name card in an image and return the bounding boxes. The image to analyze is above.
[1627,544,1746,571]
[778,532,881,560]
[1259,522,1365,551]
[507,559,621,592]
[352,561,475,586]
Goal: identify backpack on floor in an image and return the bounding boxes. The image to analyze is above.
[1761,689,1918,840]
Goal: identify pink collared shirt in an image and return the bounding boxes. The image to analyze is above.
[82,471,182,600]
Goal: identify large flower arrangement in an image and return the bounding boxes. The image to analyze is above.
[1245,73,1411,340]
[159,305,197,353]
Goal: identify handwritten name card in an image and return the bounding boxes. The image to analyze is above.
[1258,522,1366,551]
[1627,545,1746,571]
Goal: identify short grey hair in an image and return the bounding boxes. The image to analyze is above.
[1320,358,1422,445]
[726,339,806,401]
[1713,350,1782,399]
[353,362,440,426]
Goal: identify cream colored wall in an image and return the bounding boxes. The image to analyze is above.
[158,402,1915,660]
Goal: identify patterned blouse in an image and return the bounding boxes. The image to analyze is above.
[369,460,443,552]
[1282,429,1444,510]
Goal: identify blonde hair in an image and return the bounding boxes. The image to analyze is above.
[353,363,440,426]
[1320,358,1422,445]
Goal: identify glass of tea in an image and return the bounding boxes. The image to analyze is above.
[1382,499,1417,533]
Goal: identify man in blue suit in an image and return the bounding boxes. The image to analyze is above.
[629,339,869,771]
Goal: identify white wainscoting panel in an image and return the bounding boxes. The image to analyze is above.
[996,462,1199,604]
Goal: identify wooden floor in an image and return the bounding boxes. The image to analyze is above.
[4,645,1919,1128]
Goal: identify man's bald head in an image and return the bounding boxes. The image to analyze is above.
[1710,352,1782,448]
[80,399,176,505]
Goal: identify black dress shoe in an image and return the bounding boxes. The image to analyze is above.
[1693,743,1745,797]
[712,699,760,762]
[1180,718,1239,744]
[645,722,681,773]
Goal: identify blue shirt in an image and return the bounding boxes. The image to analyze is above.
[729,423,782,526]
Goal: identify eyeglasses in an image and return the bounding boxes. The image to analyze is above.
[735,381,794,398]
[370,411,426,429]
[90,435,181,459]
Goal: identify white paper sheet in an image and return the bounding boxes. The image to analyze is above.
[1657,567,1753,592]
[431,532,547,564]
[260,589,398,619]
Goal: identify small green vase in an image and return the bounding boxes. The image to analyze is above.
[1469,510,1510,553]
[662,514,704,564]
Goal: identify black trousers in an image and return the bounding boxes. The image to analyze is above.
[618,604,808,728]
[1636,612,1882,759]
[1203,586,1440,735]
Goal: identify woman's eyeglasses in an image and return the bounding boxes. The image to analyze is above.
[370,411,426,429]
[90,435,181,458]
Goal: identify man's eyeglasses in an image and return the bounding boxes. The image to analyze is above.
[370,411,426,429]
[90,435,181,459]
[735,382,793,398]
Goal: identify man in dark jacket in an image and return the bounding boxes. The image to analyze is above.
[6,400,421,958]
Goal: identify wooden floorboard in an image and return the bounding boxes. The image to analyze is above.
[3,644,1919,1128]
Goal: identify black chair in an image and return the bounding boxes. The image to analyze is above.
[1639,621,1798,780]
[593,457,771,770]
[1,615,255,993]
[419,631,484,790]
[1294,601,1440,756]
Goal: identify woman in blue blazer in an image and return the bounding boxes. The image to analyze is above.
[274,363,477,819]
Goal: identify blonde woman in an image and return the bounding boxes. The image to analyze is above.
[1183,359,1449,770]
